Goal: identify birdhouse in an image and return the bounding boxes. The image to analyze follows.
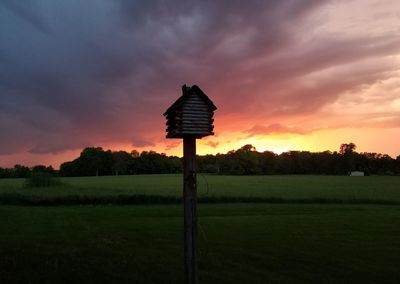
[164,85,217,138]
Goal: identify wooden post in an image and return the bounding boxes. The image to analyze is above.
[164,84,216,283]
[183,137,198,284]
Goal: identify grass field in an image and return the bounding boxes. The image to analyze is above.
[0,175,399,283]
[1,204,399,284]
[1,174,400,203]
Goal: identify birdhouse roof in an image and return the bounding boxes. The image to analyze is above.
[163,85,217,116]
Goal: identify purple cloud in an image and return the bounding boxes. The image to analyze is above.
[0,0,398,162]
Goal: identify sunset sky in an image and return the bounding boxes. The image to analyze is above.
[1,0,400,168]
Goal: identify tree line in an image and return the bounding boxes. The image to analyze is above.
[1,143,399,178]
[200,143,400,175]
[0,165,56,179]
[59,148,182,177]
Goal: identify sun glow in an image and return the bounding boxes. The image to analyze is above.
[269,148,289,155]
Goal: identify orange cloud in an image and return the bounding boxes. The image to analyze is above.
[245,124,310,136]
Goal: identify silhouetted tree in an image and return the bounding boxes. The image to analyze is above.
[339,143,356,154]
[198,154,218,173]
[13,164,30,178]
[78,147,113,176]
[339,143,357,173]
[259,151,277,174]
[395,155,400,174]
[112,151,132,175]
[131,150,140,158]
[5,143,400,178]
[60,161,78,177]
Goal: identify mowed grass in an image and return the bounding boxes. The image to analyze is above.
[0,174,400,202]
[1,176,400,283]
[0,204,399,284]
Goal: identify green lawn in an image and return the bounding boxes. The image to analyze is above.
[1,175,399,283]
[0,174,399,202]
[0,204,399,284]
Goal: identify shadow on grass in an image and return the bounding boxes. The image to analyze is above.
[0,193,399,206]
[24,172,64,188]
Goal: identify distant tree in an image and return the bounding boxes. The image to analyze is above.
[0,167,5,178]
[240,144,257,152]
[218,144,259,175]
[377,154,394,175]
[60,161,78,177]
[112,151,132,175]
[198,154,218,173]
[313,151,334,174]
[339,143,356,154]
[259,151,276,174]
[78,147,113,176]
[0,167,13,178]
[339,143,357,173]
[31,165,47,173]
[31,165,56,176]
[13,164,30,178]
[167,156,182,173]
[276,152,294,174]
[131,150,140,158]
[395,155,400,174]
[51,143,400,177]
[134,151,173,174]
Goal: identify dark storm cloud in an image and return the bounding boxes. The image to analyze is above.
[0,0,398,156]
[1,0,53,34]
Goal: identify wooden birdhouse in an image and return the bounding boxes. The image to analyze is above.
[164,85,217,138]
[164,84,217,283]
